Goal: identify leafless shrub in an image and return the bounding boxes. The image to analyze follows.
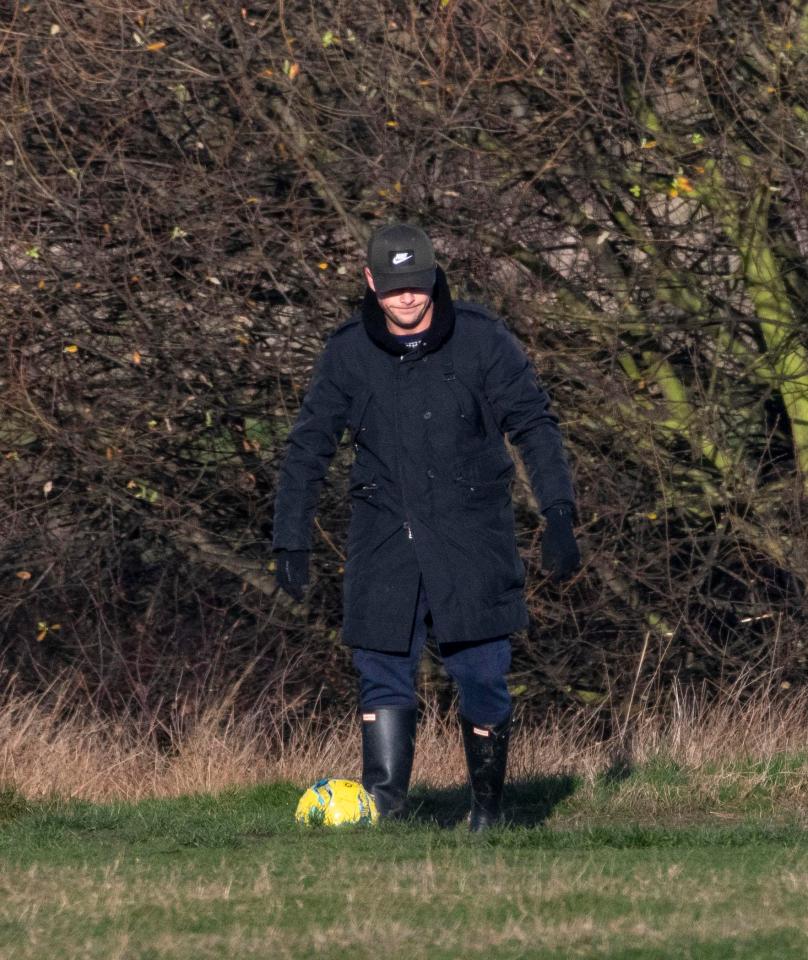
[1,1,807,721]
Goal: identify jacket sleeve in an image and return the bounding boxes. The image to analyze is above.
[482,317,576,513]
[271,336,350,551]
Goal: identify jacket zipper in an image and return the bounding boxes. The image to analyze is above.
[394,353,416,543]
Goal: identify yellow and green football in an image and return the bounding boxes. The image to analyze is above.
[295,778,379,827]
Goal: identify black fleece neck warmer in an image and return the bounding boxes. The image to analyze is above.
[360,266,456,357]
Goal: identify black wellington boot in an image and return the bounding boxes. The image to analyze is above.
[460,714,511,832]
[361,705,417,819]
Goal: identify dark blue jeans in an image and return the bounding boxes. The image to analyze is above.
[352,574,512,727]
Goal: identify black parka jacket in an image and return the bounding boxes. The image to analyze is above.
[272,269,576,652]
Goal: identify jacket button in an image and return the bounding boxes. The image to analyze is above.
[426,468,435,479]
[423,411,432,419]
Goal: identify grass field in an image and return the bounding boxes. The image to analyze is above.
[3,680,808,957]
[2,755,808,960]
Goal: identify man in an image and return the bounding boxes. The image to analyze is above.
[272,223,580,830]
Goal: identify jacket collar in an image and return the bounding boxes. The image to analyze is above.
[360,266,455,357]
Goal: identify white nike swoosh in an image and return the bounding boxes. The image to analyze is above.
[392,253,413,265]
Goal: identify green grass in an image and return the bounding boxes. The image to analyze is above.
[1,761,808,959]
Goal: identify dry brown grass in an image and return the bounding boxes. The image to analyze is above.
[1,672,806,804]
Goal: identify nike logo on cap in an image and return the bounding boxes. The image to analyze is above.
[391,251,413,265]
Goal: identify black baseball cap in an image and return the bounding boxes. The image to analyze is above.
[366,223,437,294]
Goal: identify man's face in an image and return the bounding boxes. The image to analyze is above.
[363,266,433,332]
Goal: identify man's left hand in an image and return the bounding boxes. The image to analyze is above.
[541,502,581,583]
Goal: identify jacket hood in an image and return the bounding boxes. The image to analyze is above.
[360,265,455,357]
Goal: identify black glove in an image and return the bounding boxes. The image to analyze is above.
[541,502,581,583]
[274,549,310,601]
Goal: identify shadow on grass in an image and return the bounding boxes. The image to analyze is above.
[602,748,634,786]
[408,774,579,828]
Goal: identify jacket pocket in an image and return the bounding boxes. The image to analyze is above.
[453,447,514,488]
[446,373,488,440]
[452,449,514,503]
[348,389,373,450]
[347,470,379,551]
[349,468,378,501]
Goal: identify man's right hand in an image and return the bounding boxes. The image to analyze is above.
[273,549,310,602]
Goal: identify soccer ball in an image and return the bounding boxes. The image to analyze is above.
[295,778,379,827]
